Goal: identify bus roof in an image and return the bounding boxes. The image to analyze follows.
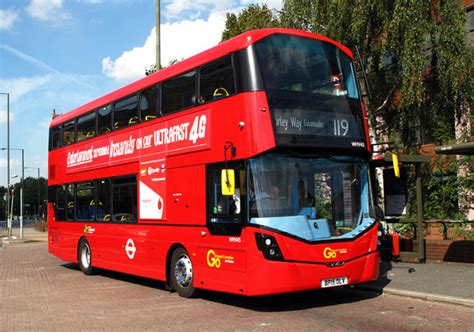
[50,28,353,128]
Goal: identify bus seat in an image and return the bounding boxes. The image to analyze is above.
[85,131,96,138]
[99,127,111,134]
[128,116,138,125]
[213,87,229,100]
[114,121,120,129]
[103,214,111,221]
[145,115,156,121]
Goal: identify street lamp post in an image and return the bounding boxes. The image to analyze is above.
[24,167,40,220]
[0,93,10,229]
[2,147,24,238]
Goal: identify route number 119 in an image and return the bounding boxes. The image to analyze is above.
[333,119,349,136]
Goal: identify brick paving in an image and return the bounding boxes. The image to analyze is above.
[1,242,472,331]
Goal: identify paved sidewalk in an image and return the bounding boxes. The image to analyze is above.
[360,260,474,308]
[0,226,47,243]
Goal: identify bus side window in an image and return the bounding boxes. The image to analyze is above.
[97,104,112,135]
[55,185,66,221]
[140,85,160,122]
[66,184,75,221]
[96,178,112,222]
[162,70,196,114]
[114,94,138,130]
[77,111,96,142]
[62,120,75,146]
[199,56,235,103]
[76,181,95,221]
[112,176,137,222]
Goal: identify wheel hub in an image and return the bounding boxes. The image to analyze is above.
[81,244,90,269]
[174,255,193,287]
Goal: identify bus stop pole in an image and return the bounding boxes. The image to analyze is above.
[416,164,425,262]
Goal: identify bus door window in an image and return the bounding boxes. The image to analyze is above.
[75,181,95,221]
[114,94,138,129]
[199,56,235,103]
[162,70,196,114]
[112,176,137,222]
[62,120,75,146]
[96,179,112,222]
[97,104,112,135]
[76,111,96,142]
[140,85,160,122]
[207,164,244,236]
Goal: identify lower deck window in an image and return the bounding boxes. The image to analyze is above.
[49,175,137,223]
[112,176,137,222]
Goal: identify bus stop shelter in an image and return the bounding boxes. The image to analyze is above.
[370,152,430,263]
[434,141,474,155]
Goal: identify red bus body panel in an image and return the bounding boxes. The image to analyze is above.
[48,28,378,296]
[49,212,379,295]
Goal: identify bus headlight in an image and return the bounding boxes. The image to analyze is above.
[255,233,284,261]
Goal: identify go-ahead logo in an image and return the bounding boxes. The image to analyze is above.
[206,249,235,269]
[323,247,348,259]
[207,249,221,268]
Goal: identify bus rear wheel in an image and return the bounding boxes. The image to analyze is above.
[170,247,198,298]
[78,238,94,275]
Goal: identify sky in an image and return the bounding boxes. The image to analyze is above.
[0,0,282,188]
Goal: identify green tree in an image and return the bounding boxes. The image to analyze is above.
[145,58,183,76]
[221,4,280,41]
[226,1,473,220]
[12,177,47,218]
[280,0,473,148]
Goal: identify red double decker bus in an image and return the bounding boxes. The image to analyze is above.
[48,28,379,297]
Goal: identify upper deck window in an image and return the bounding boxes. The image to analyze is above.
[77,112,96,142]
[199,56,235,103]
[50,125,61,150]
[254,34,366,150]
[97,104,112,135]
[114,94,138,130]
[140,85,159,122]
[162,71,196,114]
[255,34,358,99]
[62,120,75,146]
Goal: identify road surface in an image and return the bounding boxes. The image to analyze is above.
[0,242,471,331]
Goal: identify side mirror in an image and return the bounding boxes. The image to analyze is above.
[221,169,235,196]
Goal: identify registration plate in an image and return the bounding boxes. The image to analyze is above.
[321,276,348,288]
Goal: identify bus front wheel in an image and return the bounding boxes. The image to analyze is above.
[170,247,198,298]
[78,238,94,275]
